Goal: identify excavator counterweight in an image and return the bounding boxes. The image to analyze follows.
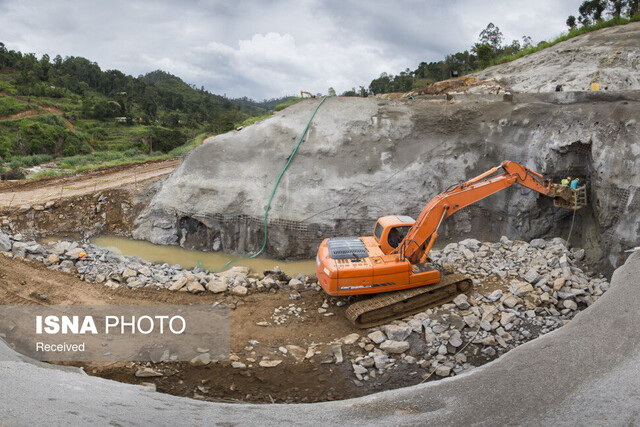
[316,161,584,327]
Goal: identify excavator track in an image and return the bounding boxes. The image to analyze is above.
[345,273,473,328]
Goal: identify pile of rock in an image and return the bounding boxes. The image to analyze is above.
[342,235,608,383]
[0,229,317,296]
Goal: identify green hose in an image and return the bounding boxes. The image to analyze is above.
[219,96,328,271]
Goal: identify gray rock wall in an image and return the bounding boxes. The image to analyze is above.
[134,94,640,272]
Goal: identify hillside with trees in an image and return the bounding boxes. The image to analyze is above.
[0,44,292,176]
[361,0,640,96]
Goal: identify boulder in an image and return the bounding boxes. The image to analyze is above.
[190,353,211,366]
[513,281,534,296]
[45,254,60,265]
[288,278,304,289]
[122,268,137,278]
[0,231,11,252]
[500,312,516,326]
[230,286,248,297]
[186,281,205,293]
[66,248,86,260]
[341,333,360,345]
[453,293,470,309]
[380,340,410,354]
[435,365,452,377]
[383,324,412,341]
[285,345,307,362]
[368,330,387,344]
[169,277,188,291]
[206,277,228,293]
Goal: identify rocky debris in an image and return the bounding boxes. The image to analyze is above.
[342,236,608,384]
[271,304,306,325]
[2,227,610,387]
[0,232,318,298]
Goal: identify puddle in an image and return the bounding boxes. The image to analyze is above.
[89,236,317,276]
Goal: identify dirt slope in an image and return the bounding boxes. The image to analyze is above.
[0,159,180,208]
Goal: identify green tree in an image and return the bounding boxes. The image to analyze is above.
[607,0,626,16]
[473,44,494,68]
[579,0,606,24]
[327,87,336,96]
[479,23,504,53]
[566,15,577,29]
[628,0,640,16]
[368,73,392,95]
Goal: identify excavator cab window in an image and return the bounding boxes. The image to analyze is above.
[374,222,383,241]
[388,226,410,249]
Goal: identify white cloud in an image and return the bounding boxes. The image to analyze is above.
[0,0,584,99]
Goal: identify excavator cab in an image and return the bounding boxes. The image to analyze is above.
[373,215,415,254]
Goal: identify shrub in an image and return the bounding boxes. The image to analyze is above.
[274,97,302,111]
[0,96,31,117]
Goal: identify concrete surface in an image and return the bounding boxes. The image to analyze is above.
[1,251,639,426]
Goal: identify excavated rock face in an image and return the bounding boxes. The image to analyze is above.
[473,22,640,93]
[134,93,640,272]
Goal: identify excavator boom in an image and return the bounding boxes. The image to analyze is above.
[398,161,556,263]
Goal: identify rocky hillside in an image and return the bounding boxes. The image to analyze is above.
[134,23,640,272]
[473,22,640,93]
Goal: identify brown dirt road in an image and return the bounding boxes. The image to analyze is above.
[0,158,180,208]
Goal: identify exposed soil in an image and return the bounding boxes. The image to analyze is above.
[0,158,179,208]
[1,255,481,403]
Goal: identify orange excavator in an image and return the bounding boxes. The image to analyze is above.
[315,161,584,327]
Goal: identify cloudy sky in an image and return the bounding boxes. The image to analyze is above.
[0,0,582,100]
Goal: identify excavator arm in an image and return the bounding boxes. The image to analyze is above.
[397,161,566,263]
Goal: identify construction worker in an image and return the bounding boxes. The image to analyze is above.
[570,177,580,189]
[561,176,570,186]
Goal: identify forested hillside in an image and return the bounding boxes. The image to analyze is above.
[0,43,291,176]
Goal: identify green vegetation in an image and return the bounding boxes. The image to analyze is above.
[169,133,208,157]
[0,43,294,176]
[239,113,272,128]
[274,97,302,111]
[0,96,33,117]
[366,0,640,94]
